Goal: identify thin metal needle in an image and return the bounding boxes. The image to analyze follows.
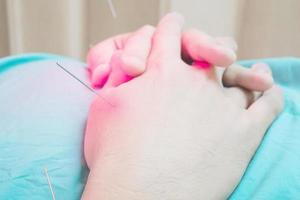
[44,167,56,200]
[56,62,114,106]
[56,62,99,96]
[107,0,117,18]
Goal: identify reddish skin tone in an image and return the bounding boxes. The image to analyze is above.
[193,60,211,69]
[87,25,274,109]
[87,26,273,93]
[81,13,283,200]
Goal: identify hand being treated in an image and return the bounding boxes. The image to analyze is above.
[82,13,283,200]
[87,20,273,93]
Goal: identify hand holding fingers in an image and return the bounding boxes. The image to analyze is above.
[84,15,286,199]
[88,25,154,88]
[88,18,240,88]
[88,15,273,101]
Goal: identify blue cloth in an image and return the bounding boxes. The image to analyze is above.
[230,58,300,200]
[0,54,92,200]
[0,54,299,199]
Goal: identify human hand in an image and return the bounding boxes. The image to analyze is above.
[82,13,283,199]
[87,22,272,93]
[87,19,272,91]
[86,19,274,110]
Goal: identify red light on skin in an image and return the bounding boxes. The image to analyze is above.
[192,60,212,70]
[192,60,216,80]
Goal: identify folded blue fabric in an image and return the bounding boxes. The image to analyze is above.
[0,54,92,200]
[230,58,300,200]
[0,54,299,200]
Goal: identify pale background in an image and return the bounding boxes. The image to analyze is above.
[0,0,299,60]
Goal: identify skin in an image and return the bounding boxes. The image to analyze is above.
[82,13,283,200]
[86,25,272,92]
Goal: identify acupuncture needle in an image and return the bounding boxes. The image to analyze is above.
[56,62,114,106]
[44,167,56,200]
[107,0,117,18]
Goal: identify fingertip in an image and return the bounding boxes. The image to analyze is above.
[251,63,274,90]
[251,63,272,74]
[163,12,185,26]
[214,46,237,66]
[91,64,111,88]
[140,24,155,35]
[86,48,97,71]
[121,25,153,76]
[148,13,185,67]
[123,24,154,59]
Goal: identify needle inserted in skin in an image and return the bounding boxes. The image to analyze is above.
[56,62,99,96]
[44,167,56,200]
[107,0,117,18]
[56,62,114,107]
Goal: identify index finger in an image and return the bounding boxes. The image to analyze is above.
[87,33,130,71]
[87,33,130,87]
[148,13,184,67]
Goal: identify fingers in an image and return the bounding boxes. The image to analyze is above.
[103,25,155,88]
[91,64,111,88]
[247,85,284,128]
[182,29,236,67]
[102,51,132,88]
[87,33,130,88]
[119,25,155,76]
[148,13,184,69]
[223,63,274,92]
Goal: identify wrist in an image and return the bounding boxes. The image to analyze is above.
[81,168,147,200]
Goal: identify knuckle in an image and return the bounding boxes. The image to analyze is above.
[136,25,155,38]
[148,54,164,67]
[142,24,155,31]
[183,28,199,37]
